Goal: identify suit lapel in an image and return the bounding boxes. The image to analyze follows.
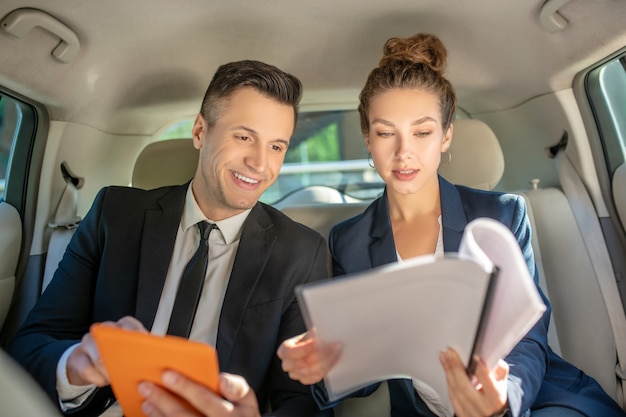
[439,176,468,252]
[368,179,470,266]
[369,192,398,267]
[216,203,275,369]
[135,185,187,328]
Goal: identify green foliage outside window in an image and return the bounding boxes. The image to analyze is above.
[285,122,340,163]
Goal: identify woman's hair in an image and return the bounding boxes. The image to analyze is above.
[358,33,456,134]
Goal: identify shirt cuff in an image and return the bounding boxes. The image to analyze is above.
[56,343,97,410]
[492,404,510,417]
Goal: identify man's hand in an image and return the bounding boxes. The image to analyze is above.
[139,371,261,417]
[66,316,148,386]
[276,330,341,385]
[439,348,509,417]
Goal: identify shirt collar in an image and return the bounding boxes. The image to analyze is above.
[182,182,251,244]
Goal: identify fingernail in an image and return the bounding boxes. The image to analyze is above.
[138,382,152,398]
[162,370,177,386]
[221,375,232,394]
[141,401,154,415]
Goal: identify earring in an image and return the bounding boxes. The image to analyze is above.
[440,151,452,167]
[368,152,375,168]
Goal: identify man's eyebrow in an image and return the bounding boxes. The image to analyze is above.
[232,125,258,134]
[233,125,290,147]
[275,138,290,148]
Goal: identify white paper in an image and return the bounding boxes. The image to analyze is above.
[459,218,547,369]
[298,255,490,407]
[296,217,546,410]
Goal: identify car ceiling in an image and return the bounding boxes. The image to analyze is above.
[0,0,624,136]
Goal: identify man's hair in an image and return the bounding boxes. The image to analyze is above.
[199,60,303,127]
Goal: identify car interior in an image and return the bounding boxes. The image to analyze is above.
[0,1,625,416]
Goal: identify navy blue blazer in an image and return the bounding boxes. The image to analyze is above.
[325,177,624,417]
[9,183,330,417]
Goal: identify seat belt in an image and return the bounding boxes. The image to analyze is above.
[554,144,626,407]
[42,162,82,292]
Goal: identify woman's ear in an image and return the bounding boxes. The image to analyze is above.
[441,124,453,152]
[364,132,371,150]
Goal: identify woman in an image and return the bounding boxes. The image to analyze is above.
[277,33,625,417]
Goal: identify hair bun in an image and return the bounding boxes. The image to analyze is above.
[379,33,447,74]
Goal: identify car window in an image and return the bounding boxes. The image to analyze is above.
[586,53,626,175]
[159,110,384,204]
[0,94,26,203]
[0,97,12,200]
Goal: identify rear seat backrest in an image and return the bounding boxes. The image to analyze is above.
[517,187,617,397]
[280,203,369,246]
[273,185,364,207]
[274,186,369,241]
[132,138,198,189]
[438,119,505,191]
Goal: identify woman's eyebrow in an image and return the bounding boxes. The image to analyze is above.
[371,116,438,127]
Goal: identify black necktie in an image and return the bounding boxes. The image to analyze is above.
[167,221,218,338]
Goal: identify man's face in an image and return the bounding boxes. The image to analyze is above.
[191,87,294,220]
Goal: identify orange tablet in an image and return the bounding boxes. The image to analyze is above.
[91,324,219,417]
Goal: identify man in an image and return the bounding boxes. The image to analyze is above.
[8,60,329,417]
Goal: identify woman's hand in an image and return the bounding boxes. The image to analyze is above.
[277,330,342,385]
[439,348,509,417]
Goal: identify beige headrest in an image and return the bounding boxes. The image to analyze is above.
[438,119,504,191]
[132,139,198,189]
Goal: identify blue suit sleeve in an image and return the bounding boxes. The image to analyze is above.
[503,196,551,417]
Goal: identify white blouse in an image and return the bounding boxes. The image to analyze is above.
[397,215,453,417]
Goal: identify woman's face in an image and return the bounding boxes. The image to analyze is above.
[366,88,452,197]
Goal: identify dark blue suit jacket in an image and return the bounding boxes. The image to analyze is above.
[324,177,624,417]
[9,183,330,417]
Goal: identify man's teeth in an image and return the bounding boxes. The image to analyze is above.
[234,172,259,184]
